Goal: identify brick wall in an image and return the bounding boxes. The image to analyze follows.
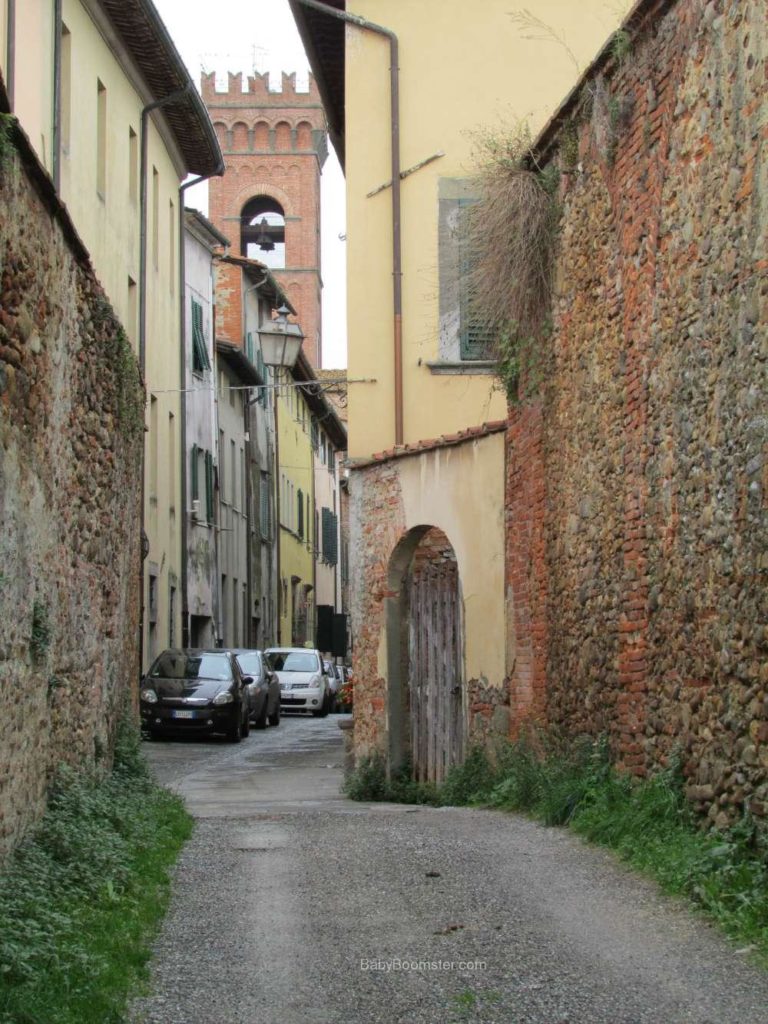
[507,0,768,826]
[0,113,144,856]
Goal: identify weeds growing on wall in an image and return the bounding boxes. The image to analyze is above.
[464,123,560,402]
[29,600,52,664]
[0,713,192,1024]
[345,733,768,962]
[0,114,16,176]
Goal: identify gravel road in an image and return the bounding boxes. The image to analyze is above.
[129,716,768,1024]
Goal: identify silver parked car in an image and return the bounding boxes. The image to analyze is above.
[231,649,281,728]
[265,647,330,717]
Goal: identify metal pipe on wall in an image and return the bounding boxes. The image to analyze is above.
[295,0,404,445]
[5,0,15,110]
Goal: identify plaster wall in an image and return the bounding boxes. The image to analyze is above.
[344,0,634,458]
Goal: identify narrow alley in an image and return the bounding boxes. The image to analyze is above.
[130,720,768,1024]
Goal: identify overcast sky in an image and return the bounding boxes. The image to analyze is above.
[153,0,348,368]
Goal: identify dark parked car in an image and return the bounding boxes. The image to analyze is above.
[140,649,251,742]
[231,649,281,728]
[323,660,343,713]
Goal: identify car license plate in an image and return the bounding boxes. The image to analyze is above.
[172,710,195,719]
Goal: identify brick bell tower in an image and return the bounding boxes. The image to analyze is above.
[202,71,328,367]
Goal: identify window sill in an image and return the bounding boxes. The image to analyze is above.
[426,360,497,375]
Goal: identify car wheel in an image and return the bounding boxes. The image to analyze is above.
[254,700,269,730]
[319,694,329,718]
[226,717,242,744]
[268,703,280,727]
[242,711,250,738]
[328,692,338,714]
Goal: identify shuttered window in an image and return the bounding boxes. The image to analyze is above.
[205,451,214,522]
[191,299,210,372]
[458,197,494,360]
[321,507,338,566]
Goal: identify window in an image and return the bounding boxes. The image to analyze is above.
[152,167,159,268]
[190,444,199,502]
[240,446,246,514]
[169,200,175,295]
[436,179,495,365]
[297,488,304,539]
[260,471,271,540]
[205,452,214,522]
[168,413,175,512]
[169,585,176,647]
[218,430,225,496]
[321,507,338,565]
[96,80,106,196]
[231,440,237,508]
[149,395,158,499]
[61,26,71,154]
[191,300,209,372]
[241,195,285,268]
[127,277,137,345]
[128,127,138,203]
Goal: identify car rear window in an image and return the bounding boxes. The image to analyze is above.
[268,651,320,672]
[149,652,232,681]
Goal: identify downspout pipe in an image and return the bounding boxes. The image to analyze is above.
[52,0,62,190]
[136,83,193,669]
[295,0,403,445]
[178,169,224,649]
[5,0,14,110]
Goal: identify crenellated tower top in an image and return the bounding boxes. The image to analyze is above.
[202,70,323,108]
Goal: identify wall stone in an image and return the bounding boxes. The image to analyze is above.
[0,113,144,856]
[507,0,768,825]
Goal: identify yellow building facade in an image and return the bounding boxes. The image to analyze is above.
[292,0,632,777]
[2,0,221,668]
[276,360,315,647]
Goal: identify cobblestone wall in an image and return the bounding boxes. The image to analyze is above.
[511,0,768,826]
[0,113,144,856]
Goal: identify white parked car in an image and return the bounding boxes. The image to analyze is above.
[265,647,330,717]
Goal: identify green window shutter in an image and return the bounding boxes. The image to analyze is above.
[322,507,338,566]
[190,444,199,501]
[297,488,304,538]
[311,419,319,451]
[192,299,211,372]
[205,451,214,522]
[458,197,494,360]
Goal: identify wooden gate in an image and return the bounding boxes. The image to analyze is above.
[408,559,464,783]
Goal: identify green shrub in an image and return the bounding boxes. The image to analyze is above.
[0,716,192,1024]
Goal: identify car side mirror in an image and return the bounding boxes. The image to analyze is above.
[242,675,254,685]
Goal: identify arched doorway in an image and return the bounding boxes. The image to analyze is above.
[386,526,465,783]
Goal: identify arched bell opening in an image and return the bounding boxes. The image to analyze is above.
[385,526,465,783]
[241,195,286,268]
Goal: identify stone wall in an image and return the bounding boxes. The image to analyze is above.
[0,111,144,856]
[507,0,768,825]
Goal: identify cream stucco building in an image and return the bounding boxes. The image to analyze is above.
[2,0,222,668]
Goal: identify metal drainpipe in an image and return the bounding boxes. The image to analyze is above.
[52,0,62,190]
[295,0,403,445]
[178,169,224,649]
[137,85,192,669]
[274,376,282,643]
[6,0,15,110]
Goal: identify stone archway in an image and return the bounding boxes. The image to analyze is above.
[386,526,465,783]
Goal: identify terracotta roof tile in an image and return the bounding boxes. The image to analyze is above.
[349,419,507,471]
